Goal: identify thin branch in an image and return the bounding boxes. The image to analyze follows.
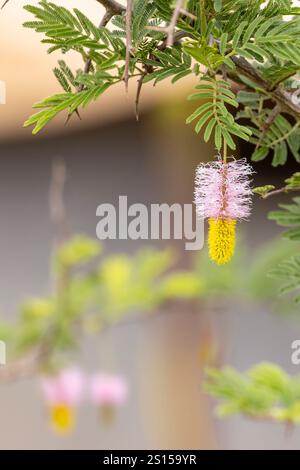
[261,104,281,131]
[81,4,124,81]
[135,70,147,120]
[255,104,281,150]
[158,29,191,50]
[95,0,125,15]
[179,8,197,21]
[273,86,300,120]
[124,0,133,92]
[167,0,185,46]
[1,0,9,9]
[66,0,125,123]
[260,186,300,200]
[270,120,300,148]
[135,29,191,115]
[146,0,185,46]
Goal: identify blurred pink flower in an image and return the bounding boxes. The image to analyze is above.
[90,373,129,407]
[40,368,85,406]
[40,368,85,434]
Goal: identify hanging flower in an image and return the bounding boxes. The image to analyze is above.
[195,157,253,265]
[90,373,128,422]
[40,368,85,434]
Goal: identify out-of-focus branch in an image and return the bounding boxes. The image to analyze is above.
[95,0,125,15]
[1,0,9,9]
[0,341,50,383]
[0,161,70,383]
[167,0,185,46]
[0,301,205,383]
[147,0,185,46]
[49,159,68,246]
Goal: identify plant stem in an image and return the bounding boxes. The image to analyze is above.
[260,186,300,199]
[223,139,227,163]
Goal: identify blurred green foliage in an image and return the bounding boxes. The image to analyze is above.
[55,235,101,270]
[196,233,246,296]
[1,229,299,427]
[196,232,300,311]
[0,236,203,369]
[247,238,300,309]
[206,362,300,424]
[200,203,300,425]
[251,174,300,304]
[267,193,300,303]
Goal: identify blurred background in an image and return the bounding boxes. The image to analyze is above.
[1,0,300,450]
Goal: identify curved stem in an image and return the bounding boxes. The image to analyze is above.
[260,186,300,200]
[269,121,300,148]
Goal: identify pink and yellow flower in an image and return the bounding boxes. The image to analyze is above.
[195,157,253,264]
[40,368,84,434]
[90,373,128,421]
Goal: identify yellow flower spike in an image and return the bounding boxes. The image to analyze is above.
[195,158,253,266]
[208,218,236,265]
[50,404,75,434]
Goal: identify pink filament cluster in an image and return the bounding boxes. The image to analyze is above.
[40,368,84,406]
[40,368,129,408]
[194,157,253,220]
[90,374,129,407]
